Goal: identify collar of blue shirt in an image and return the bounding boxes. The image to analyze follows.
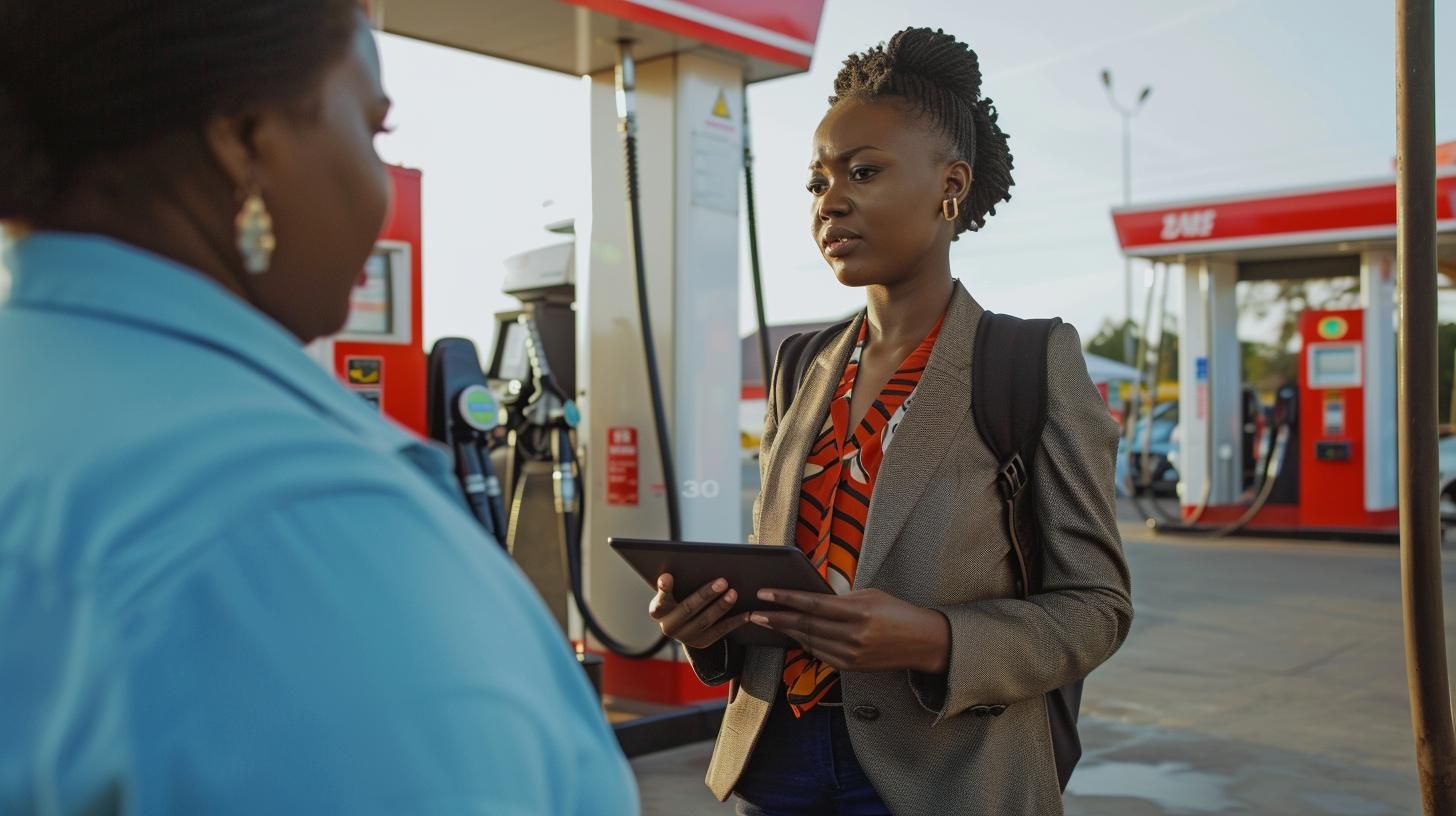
[3,231,446,473]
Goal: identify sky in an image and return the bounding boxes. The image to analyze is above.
[365,0,1453,362]
[1,0,1450,354]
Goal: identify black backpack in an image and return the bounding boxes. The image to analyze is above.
[770,311,1084,792]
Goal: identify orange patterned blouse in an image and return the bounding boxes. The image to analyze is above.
[782,313,945,717]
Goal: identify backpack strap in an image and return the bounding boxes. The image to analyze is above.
[972,312,1062,598]
[773,317,855,424]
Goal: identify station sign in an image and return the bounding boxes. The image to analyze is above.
[563,0,825,69]
[1111,172,1456,257]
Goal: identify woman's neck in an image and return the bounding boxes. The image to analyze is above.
[863,269,955,349]
[46,187,249,303]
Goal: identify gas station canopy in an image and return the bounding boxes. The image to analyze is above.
[1110,168,1456,275]
[373,0,826,82]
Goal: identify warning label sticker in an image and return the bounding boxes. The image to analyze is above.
[606,427,639,506]
[346,357,383,385]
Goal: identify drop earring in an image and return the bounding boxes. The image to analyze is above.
[942,196,959,222]
[235,188,276,275]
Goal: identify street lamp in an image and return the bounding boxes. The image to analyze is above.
[1102,69,1153,366]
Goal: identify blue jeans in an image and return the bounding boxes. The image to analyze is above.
[732,693,891,816]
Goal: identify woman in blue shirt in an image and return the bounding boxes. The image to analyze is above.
[0,3,637,814]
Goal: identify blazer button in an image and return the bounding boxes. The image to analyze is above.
[852,705,880,722]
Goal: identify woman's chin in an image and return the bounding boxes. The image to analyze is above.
[830,262,886,289]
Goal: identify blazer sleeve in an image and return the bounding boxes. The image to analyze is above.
[909,323,1133,722]
[685,334,796,686]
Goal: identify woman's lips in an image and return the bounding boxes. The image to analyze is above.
[824,237,862,258]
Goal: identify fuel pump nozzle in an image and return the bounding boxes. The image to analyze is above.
[551,429,579,515]
[454,383,509,544]
[515,312,666,659]
[520,314,574,417]
[427,337,511,546]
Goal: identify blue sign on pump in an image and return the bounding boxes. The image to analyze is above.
[1195,357,1208,382]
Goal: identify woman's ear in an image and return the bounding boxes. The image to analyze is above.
[944,160,973,205]
[204,113,258,195]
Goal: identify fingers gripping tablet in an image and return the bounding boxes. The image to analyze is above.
[610,537,835,647]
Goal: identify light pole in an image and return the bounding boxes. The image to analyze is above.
[1394,0,1456,811]
[1102,69,1152,366]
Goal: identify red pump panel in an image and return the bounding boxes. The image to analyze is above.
[329,165,426,436]
[1298,309,1367,528]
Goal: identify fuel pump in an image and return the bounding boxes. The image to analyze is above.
[431,302,671,661]
[483,305,669,659]
[451,47,780,665]
[1186,383,1298,537]
[429,39,685,663]
[424,41,699,662]
[427,338,509,544]
[1122,263,1299,535]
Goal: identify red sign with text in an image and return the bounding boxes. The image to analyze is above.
[607,427,639,506]
[1111,172,1456,255]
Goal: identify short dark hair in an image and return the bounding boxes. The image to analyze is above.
[830,27,1014,235]
[0,0,360,223]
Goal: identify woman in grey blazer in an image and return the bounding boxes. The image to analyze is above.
[649,27,1133,816]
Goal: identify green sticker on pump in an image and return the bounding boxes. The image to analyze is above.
[458,385,499,432]
[1317,316,1349,340]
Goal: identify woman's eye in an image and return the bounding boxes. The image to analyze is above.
[850,166,878,182]
[806,179,827,195]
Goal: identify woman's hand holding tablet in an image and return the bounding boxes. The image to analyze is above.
[612,537,836,648]
[647,573,751,650]
[747,588,953,673]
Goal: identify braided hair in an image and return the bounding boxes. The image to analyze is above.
[830,27,1014,235]
[0,0,359,224]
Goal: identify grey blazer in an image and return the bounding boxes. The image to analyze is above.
[686,281,1133,815]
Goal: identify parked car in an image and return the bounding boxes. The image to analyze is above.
[1117,401,1179,497]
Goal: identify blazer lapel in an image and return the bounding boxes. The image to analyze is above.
[854,282,983,588]
[755,314,864,549]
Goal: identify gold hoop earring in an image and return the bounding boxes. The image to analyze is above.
[942,196,959,222]
[236,190,276,275]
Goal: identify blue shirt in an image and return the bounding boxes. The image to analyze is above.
[0,233,638,815]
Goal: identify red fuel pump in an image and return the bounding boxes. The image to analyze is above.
[1298,309,1395,531]
[308,165,426,436]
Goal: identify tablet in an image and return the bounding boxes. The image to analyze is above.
[608,537,834,648]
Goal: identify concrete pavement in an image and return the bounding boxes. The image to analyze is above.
[630,510,1453,814]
